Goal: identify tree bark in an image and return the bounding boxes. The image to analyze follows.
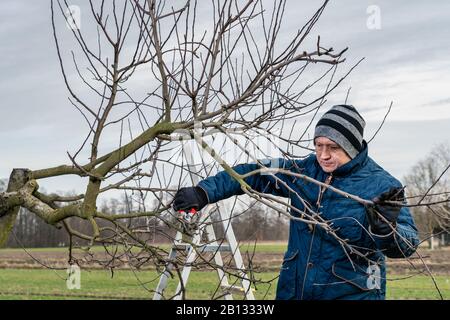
[0,169,30,247]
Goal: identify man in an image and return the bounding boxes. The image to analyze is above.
[173,104,419,300]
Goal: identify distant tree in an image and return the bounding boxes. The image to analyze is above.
[404,142,450,248]
[230,200,289,241]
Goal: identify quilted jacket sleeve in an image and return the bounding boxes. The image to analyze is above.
[197,158,294,204]
[371,205,419,258]
[368,177,420,258]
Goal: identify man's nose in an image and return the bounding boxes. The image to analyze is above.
[320,149,331,159]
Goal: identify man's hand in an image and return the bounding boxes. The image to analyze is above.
[173,186,209,212]
[366,187,405,235]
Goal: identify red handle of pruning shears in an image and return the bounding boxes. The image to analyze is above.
[178,208,197,215]
[178,208,198,222]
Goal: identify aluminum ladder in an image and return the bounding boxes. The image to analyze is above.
[153,152,255,300]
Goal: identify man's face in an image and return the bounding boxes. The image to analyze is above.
[314,137,351,173]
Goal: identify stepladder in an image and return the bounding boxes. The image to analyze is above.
[153,201,255,300]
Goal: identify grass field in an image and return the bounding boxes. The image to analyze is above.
[0,243,449,300]
[0,268,448,300]
[0,268,278,300]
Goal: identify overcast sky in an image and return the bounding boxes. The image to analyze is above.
[0,0,449,195]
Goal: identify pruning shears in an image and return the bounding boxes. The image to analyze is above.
[178,208,200,237]
[178,208,198,223]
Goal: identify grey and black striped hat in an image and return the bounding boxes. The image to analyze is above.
[314,105,366,159]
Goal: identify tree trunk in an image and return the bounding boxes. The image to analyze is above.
[0,169,30,247]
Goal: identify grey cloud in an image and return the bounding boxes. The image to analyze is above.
[425,97,450,108]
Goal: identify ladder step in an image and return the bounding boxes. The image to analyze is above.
[173,243,232,252]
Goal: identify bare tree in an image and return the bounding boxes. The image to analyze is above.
[4,0,445,299]
[404,142,450,248]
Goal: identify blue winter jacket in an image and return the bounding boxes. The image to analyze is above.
[198,141,419,300]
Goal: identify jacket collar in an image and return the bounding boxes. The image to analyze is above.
[332,140,369,177]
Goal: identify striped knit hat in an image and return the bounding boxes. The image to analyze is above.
[314,105,366,159]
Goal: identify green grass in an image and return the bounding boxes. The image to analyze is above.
[0,242,288,255]
[238,241,287,254]
[0,247,72,253]
[0,268,448,300]
[0,268,277,300]
[0,243,448,300]
[386,275,450,300]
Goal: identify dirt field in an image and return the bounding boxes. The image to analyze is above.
[385,247,450,275]
[0,246,449,275]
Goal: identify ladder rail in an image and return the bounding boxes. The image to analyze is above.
[153,229,183,300]
[217,203,255,300]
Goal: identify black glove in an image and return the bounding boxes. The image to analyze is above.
[366,187,405,235]
[173,186,209,212]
